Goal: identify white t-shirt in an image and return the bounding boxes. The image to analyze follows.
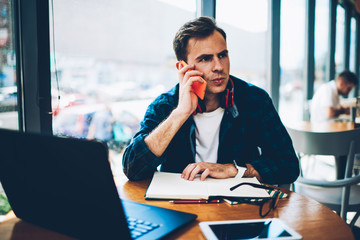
[193,107,225,163]
[310,80,341,122]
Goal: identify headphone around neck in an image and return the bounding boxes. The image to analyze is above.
[193,77,235,115]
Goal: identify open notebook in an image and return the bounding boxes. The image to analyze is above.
[145,172,270,200]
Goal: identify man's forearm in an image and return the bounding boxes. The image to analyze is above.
[144,109,189,157]
[328,106,347,118]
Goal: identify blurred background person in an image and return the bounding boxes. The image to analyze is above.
[310,70,358,122]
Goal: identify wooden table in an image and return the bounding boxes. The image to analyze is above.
[285,121,356,132]
[0,175,354,240]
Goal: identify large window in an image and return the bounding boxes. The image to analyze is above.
[216,0,268,90]
[314,0,329,93]
[0,0,16,130]
[349,17,357,73]
[50,0,196,175]
[335,4,345,75]
[279,0,306,123]
[0,0,15,219]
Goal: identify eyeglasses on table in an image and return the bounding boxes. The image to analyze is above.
[229,182,281,218]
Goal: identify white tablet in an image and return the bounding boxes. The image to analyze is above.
[199,218,302,240]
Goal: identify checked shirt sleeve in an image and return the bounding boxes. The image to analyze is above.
[248,89,300,185]
[122,94,176,181]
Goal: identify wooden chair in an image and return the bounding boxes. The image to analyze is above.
[286,127,360,228]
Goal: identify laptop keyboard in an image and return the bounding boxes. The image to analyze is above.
[127,217,160,239]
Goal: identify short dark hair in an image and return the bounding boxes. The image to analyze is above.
[173,16,226,61]
[338,70,358,85]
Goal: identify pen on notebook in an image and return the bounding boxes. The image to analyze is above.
[169,199,221,204]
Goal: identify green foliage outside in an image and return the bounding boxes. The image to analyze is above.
[0,190,11,215]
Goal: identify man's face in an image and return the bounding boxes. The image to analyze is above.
[186,31,230,98]
[338,78,355,97]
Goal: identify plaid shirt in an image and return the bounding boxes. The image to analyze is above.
[122,76,299,184]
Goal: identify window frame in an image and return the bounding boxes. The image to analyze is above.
[15,0,52,134]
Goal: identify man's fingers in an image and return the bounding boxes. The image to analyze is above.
[181,163,196,180]
[182,162,241,181]
[182,163,205,181]
[243,163,253,177]
[184,75,204,88]
[181,69,204,83]
[189,165,202,181]
[181,164,191,179]
[243,163,262,181]
[200,168,210,181]
[178,63,193,74]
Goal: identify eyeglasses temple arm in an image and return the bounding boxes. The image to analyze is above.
[230,182,276,191]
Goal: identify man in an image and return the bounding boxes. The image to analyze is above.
[310,70,358,122]
[122,17,299,185]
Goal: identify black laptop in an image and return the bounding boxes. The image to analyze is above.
[0,128,197,239]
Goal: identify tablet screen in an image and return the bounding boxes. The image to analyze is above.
[210,221,290,239]
[200,219,302,240]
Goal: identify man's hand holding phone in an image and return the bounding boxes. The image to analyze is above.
[176,61,206,116]
[179,61,207,100]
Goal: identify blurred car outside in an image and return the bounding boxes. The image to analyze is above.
[51,91,93,116]
[110,109,140,152]
[53,103,140,152]
[0,86,17,112]
[53,104,101,139]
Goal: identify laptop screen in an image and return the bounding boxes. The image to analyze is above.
[0,129,131,239]
[0,129,197,240]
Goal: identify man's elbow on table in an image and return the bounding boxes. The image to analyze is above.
[123,164,154,181]
[280,161,300,184]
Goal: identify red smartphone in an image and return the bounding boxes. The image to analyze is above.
[179,60,207,100]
